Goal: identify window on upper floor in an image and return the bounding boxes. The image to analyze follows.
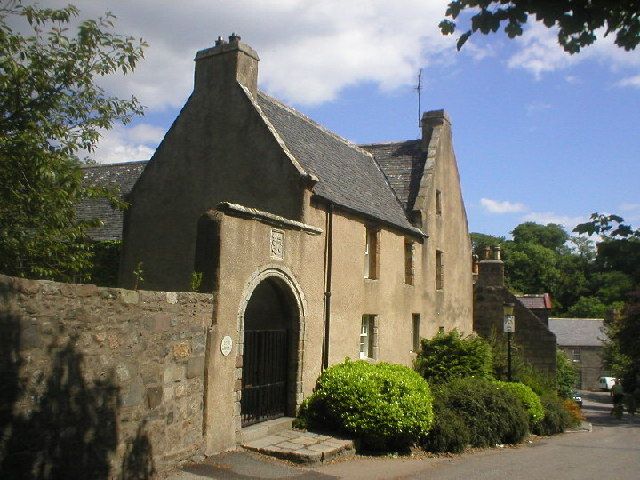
[436,189,442,216]
[412,314,421,353]
[436,250,444,290]
[360,314,377,359]
[364,227,379,279]
[404,239,414,285]
[572,348,581,363]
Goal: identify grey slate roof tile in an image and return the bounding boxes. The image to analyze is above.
[548,317,608,347]
[78,160,148,241]
[360,140,426,212]
[256,92,419,234]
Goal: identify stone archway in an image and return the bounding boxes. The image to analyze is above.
[237,268,305,428]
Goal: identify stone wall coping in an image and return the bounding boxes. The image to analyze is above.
[0,274,212,304]
[217,202,323,235]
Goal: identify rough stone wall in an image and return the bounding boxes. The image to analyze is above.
[559,345,606,390]
[0,275,210,478]
[474,260,557,377]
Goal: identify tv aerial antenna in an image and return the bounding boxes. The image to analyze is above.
[416,68,422,129]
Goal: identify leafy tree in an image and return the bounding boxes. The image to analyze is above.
[470,232,505,258]
[603,290,640,392]
[565,296,608,318]
[504,241,561,294]
[556,349,578,397]
[0,2,146,281]
[512,222,569,251]
[440,0,640,53]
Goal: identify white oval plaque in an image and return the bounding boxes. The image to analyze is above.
[220,335,233,356]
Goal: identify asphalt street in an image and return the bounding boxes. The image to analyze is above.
[165,390,639,480]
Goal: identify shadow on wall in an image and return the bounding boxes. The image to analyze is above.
[0,294,155,479]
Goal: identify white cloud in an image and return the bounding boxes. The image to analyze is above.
[521,211,587,231]
[616,75,640,88]
[36,0,454,108]
[507,21,640,80]
[481,198,527,214]
[85,124,164,164]
[620,203,640,212]
[507,22,580,78]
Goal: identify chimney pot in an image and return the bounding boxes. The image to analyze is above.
[483,246,491,260]
[493,245,501,260]
[229,33,241,44]
[215,36,225,46]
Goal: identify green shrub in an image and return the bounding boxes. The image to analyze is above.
[415,329,493,384]
[435,377,529,447]
[421,400,470,453]
[532,394,575,436]
[89,240,121,287]
[556,349,578,398]
[488,330,554,396]
[298,360,434,451]
[494,381,544,427]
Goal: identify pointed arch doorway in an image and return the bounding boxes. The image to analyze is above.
[240,274,302,427]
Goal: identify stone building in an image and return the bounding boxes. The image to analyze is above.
[515,293,552,326]
[81,35,473,455]
[548,317,608,390]
[474,248,557,377]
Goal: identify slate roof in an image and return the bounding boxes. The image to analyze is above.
[80,91,429,241]
[548,318,608,347]
[78,160,148,241]
[256,92,421,235]
[360,140,426,212]
[516,293,552,310]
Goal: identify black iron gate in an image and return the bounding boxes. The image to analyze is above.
[241,329,288,427]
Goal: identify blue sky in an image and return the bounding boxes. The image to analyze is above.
[35,1,640,237]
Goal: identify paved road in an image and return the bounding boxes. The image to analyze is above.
[167,390,639,479]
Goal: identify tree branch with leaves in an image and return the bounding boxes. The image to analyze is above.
[0,2,146,281]
[440,0,640,53]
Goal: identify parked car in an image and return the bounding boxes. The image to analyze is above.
[598,376,616,391]
[571,391,583,407]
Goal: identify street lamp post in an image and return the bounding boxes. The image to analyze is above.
[503,303,515,382]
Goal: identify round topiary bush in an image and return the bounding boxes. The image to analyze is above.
[436,377,529,447]
[297,360,434,451]
[494,380,544,427]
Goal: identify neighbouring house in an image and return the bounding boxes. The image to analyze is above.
[548,317,608,390]
[76,35,473,455]
[515,293,552,326]
[474,247,557,377]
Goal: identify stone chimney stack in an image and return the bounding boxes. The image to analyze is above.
[476,245,504,287]
[421,109,451,148]
[194,33,260,97]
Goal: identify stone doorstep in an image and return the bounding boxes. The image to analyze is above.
[241,430,354,465]
[239,417,294,444]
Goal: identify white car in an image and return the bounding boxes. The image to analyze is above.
[598,376,616,391]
